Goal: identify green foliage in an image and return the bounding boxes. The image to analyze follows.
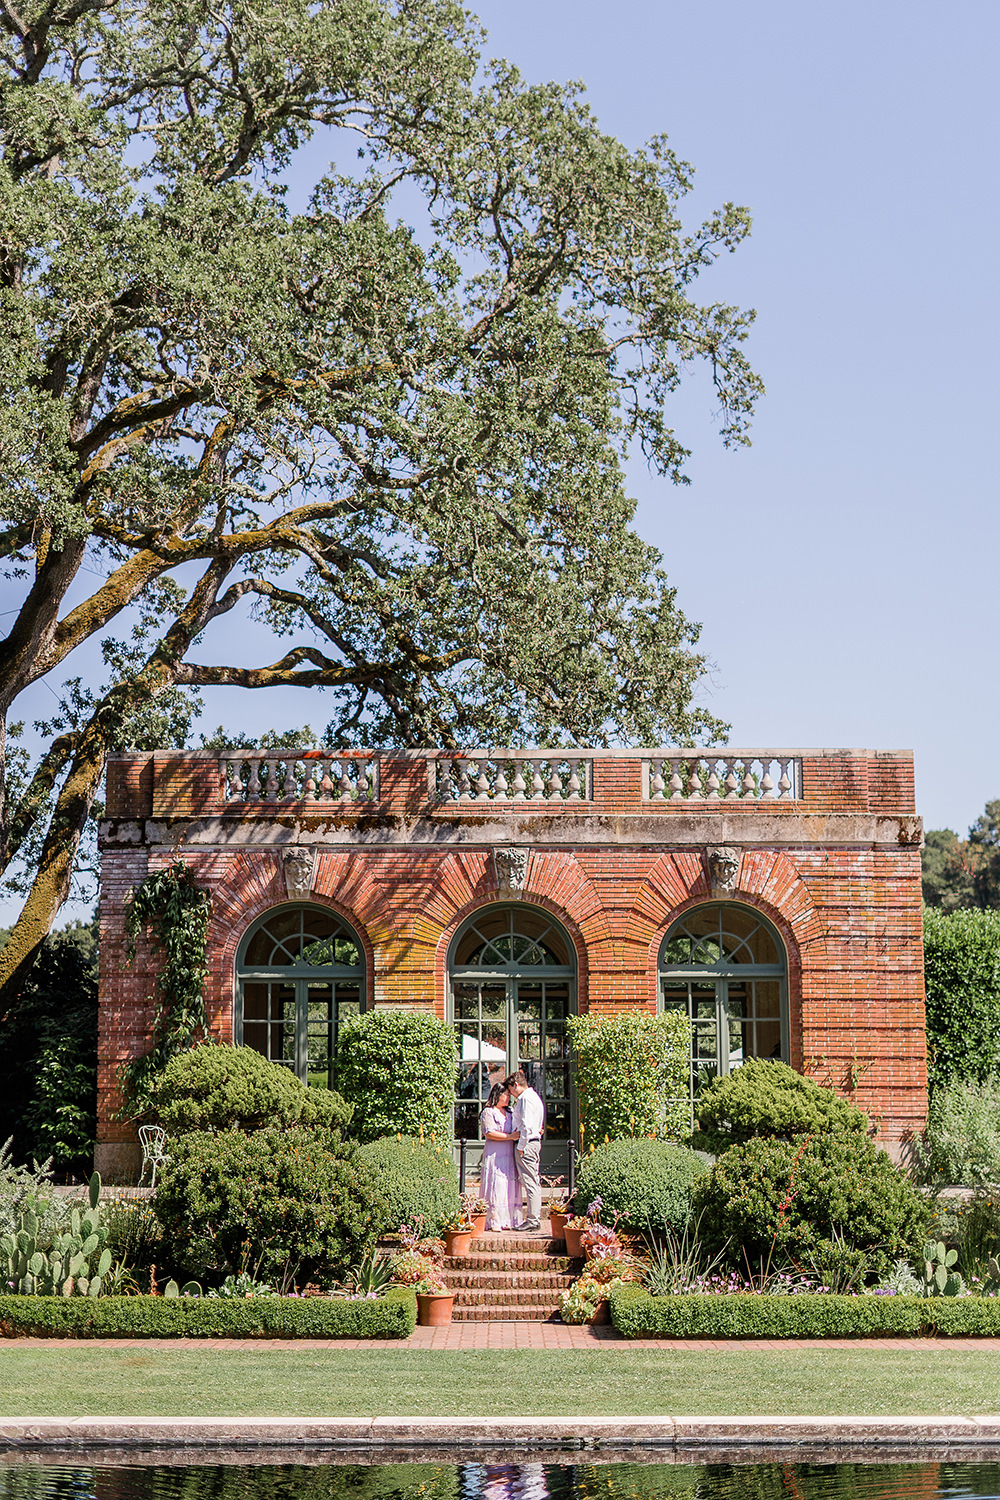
[148,1043,353,1135]
[607,1284,1000,1340]
[693,1058,869,1153]
[923,907,1000,1086]
[918,1075,1000,1185]
[693,1133,929,1281]
[0,919,97,1173]
[0,1172,112,1296]
[919,1239,964,1297]
[922,801,1000,912]
[566,1009,691,1145]
[573,1138,708,1236]
[353,1136,461,1237]
[103,1195,162,1280]
[337,1012,456,1144]
[121,863,212,1114]
[0,1141,65,1241]
[0,1288,416,1339]
[154,1126,381,1287]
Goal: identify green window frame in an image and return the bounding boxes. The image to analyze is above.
[235,903,365,1088]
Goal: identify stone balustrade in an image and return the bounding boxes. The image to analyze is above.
[221,752,379,804]
[431,752,592,803]
[643,752,800,802]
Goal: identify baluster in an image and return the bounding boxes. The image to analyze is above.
[494,763,509,799]
[687,762,704,799]
[320,760,335,798]
[261,758,276,800]
[649,759,665,800]
[363,760,376,801]
[668,762,684,800]
[724,761,740,799]
[227,761,242,799]
[457,760,473,800]
[247,758,262,800]
[304,764,317,799]
[760,763,774,798]
[706,764,721,800]
[511,761,527,801]
[281,760,297,801]
[338,761,354,801]
[530,760,546,800]
[548,764,563,798]
[777,759,793,798]
[740,761,758,799]
[566,761,582,800]
[474,761,491,801]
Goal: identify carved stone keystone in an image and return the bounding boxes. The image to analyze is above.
[706,845,741,895]
[282,846,316,898]
[494,846,529,891]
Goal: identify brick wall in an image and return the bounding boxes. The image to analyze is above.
[96,747,927,1170]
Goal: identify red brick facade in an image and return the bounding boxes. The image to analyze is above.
[97,748,927,1176]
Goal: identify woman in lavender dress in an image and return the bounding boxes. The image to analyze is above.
[479,1083,523,1231]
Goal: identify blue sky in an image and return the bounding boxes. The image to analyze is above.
[4,0,997,925]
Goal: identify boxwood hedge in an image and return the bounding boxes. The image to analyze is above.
[608,1284,1000,1340]
[0,1287,416,1339]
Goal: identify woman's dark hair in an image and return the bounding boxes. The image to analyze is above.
[485,1082,509,1110]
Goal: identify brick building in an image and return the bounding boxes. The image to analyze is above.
[96,746,928,1177]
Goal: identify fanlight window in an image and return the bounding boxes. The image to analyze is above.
[236,905,365,1089]
[452,908,571,970]
[659,902,788,1108]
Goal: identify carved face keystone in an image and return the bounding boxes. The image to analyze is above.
[706,846,740,894]
[493,847,529,891]
[282,847,315,898]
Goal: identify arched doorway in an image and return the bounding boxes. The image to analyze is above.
[449,905,576,1158]
[235,904,365,1089]
[658,902,788,1108]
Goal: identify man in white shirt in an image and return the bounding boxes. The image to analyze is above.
[507,1069,545,1231]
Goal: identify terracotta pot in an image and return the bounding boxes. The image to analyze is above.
[444,1229,474,1256]
[471,1214,487,1237]
[548,1209,569,1239]
[589,1298,610,1326]
[564,1224,586,1257]
[416,1291,455,1327]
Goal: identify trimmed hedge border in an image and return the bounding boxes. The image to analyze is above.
[0,1287,416,1340]
[609,1285,1000,1339]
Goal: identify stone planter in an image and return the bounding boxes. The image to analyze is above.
[470,1214,487,1237]
[443,1229,474,1256]
[416,1291,455,1327]
[564,1224,586,1257]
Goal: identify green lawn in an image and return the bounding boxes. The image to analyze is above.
[2,1347,1000,1417]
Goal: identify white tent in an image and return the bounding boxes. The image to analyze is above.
[460,1034,509,1063]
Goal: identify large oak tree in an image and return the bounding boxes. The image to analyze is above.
[0,0,762,1004]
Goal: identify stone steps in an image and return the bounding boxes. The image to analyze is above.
[440,1221,582,1323]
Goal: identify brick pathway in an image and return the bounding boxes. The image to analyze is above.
[10,1329,1000,1351]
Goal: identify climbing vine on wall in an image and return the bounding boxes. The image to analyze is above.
[119,861,213,1114]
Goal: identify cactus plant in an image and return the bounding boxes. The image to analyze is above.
[0,1171,114,1297]
[920,1239,965,1297]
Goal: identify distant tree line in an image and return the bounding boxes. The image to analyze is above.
[922,799,1000,911]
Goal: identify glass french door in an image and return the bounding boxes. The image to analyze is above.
[452,977,573,1148]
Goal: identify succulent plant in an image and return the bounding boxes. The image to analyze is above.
[0,1172,113,1297]
[920,1239,965,1298]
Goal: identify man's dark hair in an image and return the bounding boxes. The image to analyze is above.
[506,1069,528,1089]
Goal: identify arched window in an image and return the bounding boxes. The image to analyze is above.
[449,906,576,1149]
[658,902,788,1105]
[236,905,365,1088]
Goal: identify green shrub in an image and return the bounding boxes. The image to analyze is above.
[693,1058,869,1153]
[572,1138,708,1236]
[354,1135,460,1236]
[924,906,1000,1086]
[918,1075,1000,1185]
[148,1043,353,1135]
[566,1009,690,1145]
[607,1285,1000,1340]
[337,1011,456,1143]
[154,1126,382,1285]
[693,1132,929,1281]
[0,1287,416,1339]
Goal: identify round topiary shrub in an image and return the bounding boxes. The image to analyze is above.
[147,1043,354,1136]
[155,1124,381,1286]
[337,1011,456,1143]
[354,1135,461,1236]
[572,1139,709,1236]
[693,1131,929,1282]
[693,1058,869,1153]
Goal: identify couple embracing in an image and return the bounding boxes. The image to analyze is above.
[478,1070,545,1232]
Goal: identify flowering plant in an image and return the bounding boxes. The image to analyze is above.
[585,1253,644,1286]
[582,1221,624,1259]
[413,1273,449,1295]
[398,1223,445,1261]
[462,1192,490,1218]
[440,1208,476,1234]
[390,1249,439,1286]
[559,1271,629,1324]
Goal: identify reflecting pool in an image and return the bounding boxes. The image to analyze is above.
[3,1459,1000,1500]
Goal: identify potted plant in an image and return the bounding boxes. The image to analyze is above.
[461,1191,490,1237]
[440,1209,476,1257]
[414,1272,455,1326]
[548,1196,574,1239]
[564,1196,606,1257]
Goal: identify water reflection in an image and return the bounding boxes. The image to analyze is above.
[1,1461,1000,1500]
